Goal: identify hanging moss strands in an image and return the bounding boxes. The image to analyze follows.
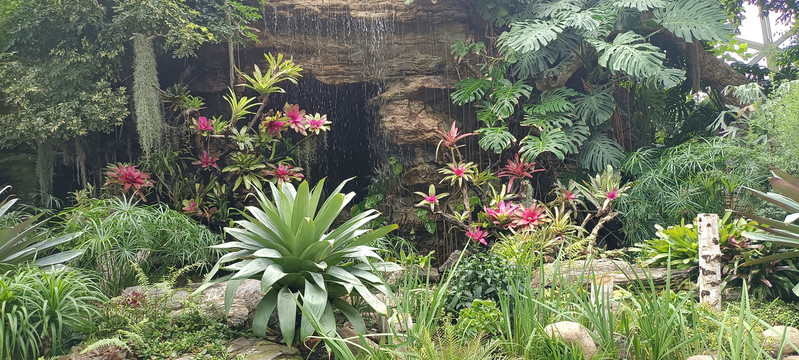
[132,34,164,158]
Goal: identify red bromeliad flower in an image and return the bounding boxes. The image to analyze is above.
[104,164,155,200]
[195,151,219,170]
[606,188,619,201]
[466,227,488,246]
[564,190,578,201]
[262,112,287,136]
[434,121,475,148]
[485,200,518,226]
[498,153,545,189]
[414,184,449,211]
[193,116,214,132]
[264,163,304,184]
[512,202,547,228]
[182,200,198,212]
[284,103,307,135]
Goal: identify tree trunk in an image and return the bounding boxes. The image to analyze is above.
[35,141,54,195]
[698,213,722,311]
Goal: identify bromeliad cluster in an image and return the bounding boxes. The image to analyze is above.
[147,53,331,223]
[415,121,630,255]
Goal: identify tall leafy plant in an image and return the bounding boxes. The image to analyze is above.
[203,179,399,344]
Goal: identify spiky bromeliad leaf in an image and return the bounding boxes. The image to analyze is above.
[574,88,616,125]
[489,79,533,119]
[499,20,564,53]
[203,179,400,344]
[592,31,666,78]
[520,129,570,161]
[654,0,734,43]
[476,126,517,154]
[612,0,668,10]
[452,77,492,105]
[528,87,579,115]
[577,133,625,172]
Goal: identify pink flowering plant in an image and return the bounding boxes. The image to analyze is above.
[414,120,629,256]
[136,53,331,224]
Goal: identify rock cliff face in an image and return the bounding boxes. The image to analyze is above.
[185,0,475,249]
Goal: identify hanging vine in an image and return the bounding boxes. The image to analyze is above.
[132,34,164,158]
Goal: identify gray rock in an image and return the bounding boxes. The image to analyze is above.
[531,259,692,288]
[227,337,301,360]
[763,326,799,355]
[543,321,598,359]
[202,279,265,328]
[338,322,379,353]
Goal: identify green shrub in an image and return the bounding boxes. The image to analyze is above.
[54,196,221,294]
[456,299,503,339]
[446,251,520,311]
[204,179,399,345]
[0,266,104,359]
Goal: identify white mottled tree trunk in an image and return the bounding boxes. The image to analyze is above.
[698,213,722,311]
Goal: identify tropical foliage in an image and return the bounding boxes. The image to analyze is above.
[203,179,399,344]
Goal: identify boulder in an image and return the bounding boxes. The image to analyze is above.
[202,279,265,328]
[531,259,693,288]
[227,337,302,360]
[763,326,799,355]
[58,345,136,360]
[338,321,380,353]
[543,321,598,359]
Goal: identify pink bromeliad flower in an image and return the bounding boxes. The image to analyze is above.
[564,190,578,201]
[512,203,546,229]
[306,113,331,134]
[193,116,213,132]
[264,163,304,184]
[195,151,219,170]
[182,200,198,212]
[262,112,286,136]
[606,188,619,201]
[434,121,475,148]
[284,103,307,135]
[466,227,488,246]
[414,184,449,211]
[485,201,518,227]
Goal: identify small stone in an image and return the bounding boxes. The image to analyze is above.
[338,322,379,353]
[543,321,598,359]
[228,337,301,360]
[763,326,799,355]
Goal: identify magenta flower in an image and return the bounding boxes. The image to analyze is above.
[284,103,307,135]
[104,163,155,201]
[194,151,219,170]
[438,161,475,187]
[193,116,214,132]
[498,153,545,189]
[262,112,287,137]
[182,200,198,212]
[434,121,475,148]
[606,188,619,201]
[414,184,449,211]
[466,227,488,246]
[306,113,331,134]
[264,163,304,184]
[485,201,518,227]
[564,190,578,201]
[512,203,546,229]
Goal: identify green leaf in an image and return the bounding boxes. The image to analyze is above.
[612,0,667,10]
[476,127,516,154]
[489,79,533,119]
[577,133,625,172]
[253,291,278,336]
[520,129,570,161]
[299,280,327,340]
[529,87,578,115]
[654,0,734,43]
[574,88,616,125]
[261,264,288,292]
[499,20,564,53]
[332,298,366,333]
[452,78,492,105]
[592,31,665,78]
[277,286,297,345]
[225,279,244,313]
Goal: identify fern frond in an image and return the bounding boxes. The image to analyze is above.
[499,20,564,53]
[81,338,131,354]
[489,79,533,119]
[452,78,492,105]
[577,133,625,171]
[611,0,667,11]
[520,129,570,161]
[574,88,616,125]
[476,127,517,154]
[654,0,734,43]
[592,31,665,78]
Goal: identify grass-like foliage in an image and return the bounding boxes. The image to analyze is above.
[204,179,399,345]
[0,266,104,359]
[54,196,221,294]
